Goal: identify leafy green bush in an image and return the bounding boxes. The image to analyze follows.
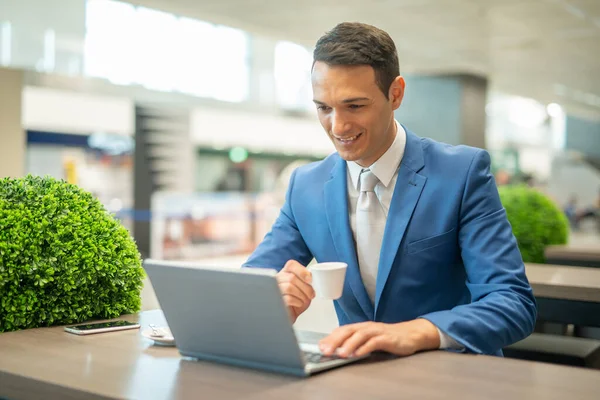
[498,185,569,263]
[0,175,144,332]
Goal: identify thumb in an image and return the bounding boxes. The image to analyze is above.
[282,260,312,284]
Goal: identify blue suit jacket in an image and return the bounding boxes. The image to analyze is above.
[244,129,537,355]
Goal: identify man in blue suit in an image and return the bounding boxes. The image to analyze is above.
[244,22,536,358]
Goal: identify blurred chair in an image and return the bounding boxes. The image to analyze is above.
[503,333,600,369]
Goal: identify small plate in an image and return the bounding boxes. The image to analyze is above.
[141,326,175,346]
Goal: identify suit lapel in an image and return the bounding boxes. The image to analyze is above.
[374,129,427,315]
[324,158,374,320]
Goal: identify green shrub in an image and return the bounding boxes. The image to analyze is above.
[0,175,144,332]
[498,185,569,263]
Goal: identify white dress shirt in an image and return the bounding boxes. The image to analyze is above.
[346,121,461,350]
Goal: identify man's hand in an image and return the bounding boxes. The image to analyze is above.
[319,319,441,358]
[276,260,315,323]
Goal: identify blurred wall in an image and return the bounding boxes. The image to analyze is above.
[460,74,487,150]
[0,67,24,177]
[565,116,600,160]
[395,75,462,144]
[395,73,487,148]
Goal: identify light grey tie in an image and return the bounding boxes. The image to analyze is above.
[356,169,386,304]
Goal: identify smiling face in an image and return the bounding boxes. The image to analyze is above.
[312,61,405,167]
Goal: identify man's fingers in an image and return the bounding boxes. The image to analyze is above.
[281,260,312,284]
[319,325,356,356]
[278,280,312,305]
[337,329,377,358]
[277,271,315,300]
[282,294,305,309]
[354,335,387,357]
[276,261,315,323]
[336,324,384,357]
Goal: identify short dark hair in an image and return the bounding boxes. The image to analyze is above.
[313,22,400,98]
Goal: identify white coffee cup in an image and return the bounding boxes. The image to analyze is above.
[309,262,348,300]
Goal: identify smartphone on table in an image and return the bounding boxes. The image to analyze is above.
[64,320,141,335]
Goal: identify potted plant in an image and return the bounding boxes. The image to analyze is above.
[0,175,144,332]
[498,185,569,263]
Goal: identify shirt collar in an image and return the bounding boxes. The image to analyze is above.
[347,120,407,190]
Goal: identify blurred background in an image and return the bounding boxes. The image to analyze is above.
[1,0,599,331]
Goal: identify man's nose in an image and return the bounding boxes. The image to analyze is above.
[331,112,351,137]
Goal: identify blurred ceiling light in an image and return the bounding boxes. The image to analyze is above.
[43,29,56,71]
[274,40,312,111]
[508,97,547,128]
[1,21,12,66]
[546,103,563,118]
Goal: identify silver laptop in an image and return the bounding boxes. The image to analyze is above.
[143,259,368,376]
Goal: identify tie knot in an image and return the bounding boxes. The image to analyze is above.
[359,169,379,192]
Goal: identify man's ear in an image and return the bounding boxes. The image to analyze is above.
[389,76,405,110]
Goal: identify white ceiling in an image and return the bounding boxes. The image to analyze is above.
[128,0,600,119]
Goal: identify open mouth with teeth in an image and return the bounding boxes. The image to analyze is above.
[334,133,363,143]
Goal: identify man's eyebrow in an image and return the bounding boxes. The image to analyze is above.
[313,97,370,105]
[341,97,370,103]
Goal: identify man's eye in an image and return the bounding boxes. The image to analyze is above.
[349,104,364,109]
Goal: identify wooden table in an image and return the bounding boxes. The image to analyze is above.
[545,245,600,268]
[526,263,600,303]
[525,263,600,329]
[1,310,599,400]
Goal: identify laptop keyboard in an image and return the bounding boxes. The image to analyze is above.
[303,351,342,364]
